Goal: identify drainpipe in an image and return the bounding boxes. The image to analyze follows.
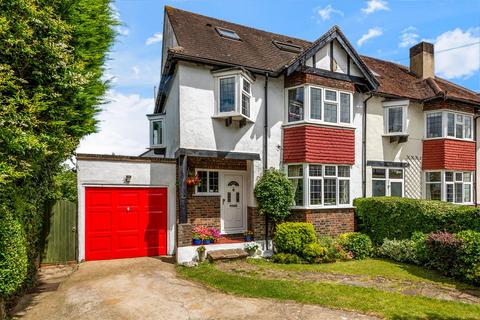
[264,73,270,249]
[474,115,480,206]
[362,94,374,198]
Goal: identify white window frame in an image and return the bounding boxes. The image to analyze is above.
[284,85,353,127]
[383,100,409,135]
[213,70,254,121]
[424,110,474,141]
[371,167,404,197]
[286,163,352,209]
[423,170,474,204]
[147,114,165,148]
[194,169,221,196]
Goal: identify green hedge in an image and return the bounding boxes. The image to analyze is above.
[274,222,317,255]
[354,197,480,244]
[0,210,28,298]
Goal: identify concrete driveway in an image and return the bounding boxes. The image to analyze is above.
[13,257,376,320]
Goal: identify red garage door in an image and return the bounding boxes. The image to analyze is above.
[85,187,167,261]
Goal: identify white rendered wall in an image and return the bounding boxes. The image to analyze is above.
[163,72,180,158]
[76,159,177,261]
[365,97,424,198]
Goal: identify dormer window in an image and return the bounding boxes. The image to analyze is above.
[147,114,165,148]
[213,69,254,123]
[383,100,409,135]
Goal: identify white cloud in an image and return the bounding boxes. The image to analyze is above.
[105,52,162,87]
[357,28,383,46]
[434,27,480,79]
[362,0,389,14]
[399,26,419,48]
[145,32,163,45]
[317,5,344,21]
[115,26,129,37]
[77,90,153,156]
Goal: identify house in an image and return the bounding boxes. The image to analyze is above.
[76,6,480,263]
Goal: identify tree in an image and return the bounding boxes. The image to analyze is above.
[254,168,294,221]
[0,0,117,300]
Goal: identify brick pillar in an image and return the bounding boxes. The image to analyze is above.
[177,223,192,247]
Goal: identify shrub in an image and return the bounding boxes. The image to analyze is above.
[425,231,463,276]
[0,211,28,298]
[302,243,328,263]
[254,169,294,221]
[272,253,303,264]
[274,222,317,255]
[354,197,480,244]
[338,232,373,260]
[377,233,428,265]
[455,230,480,285]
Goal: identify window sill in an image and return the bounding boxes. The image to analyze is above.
[149,144,165,149]
[212,113,254,123]
[194,193,221,197]
[382,133,409,137]
[291,205,354,210]
[422,137,474,142]
[283,121,356,130]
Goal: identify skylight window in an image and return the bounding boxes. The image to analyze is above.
[273,40,303,53]
[215,27,241,40]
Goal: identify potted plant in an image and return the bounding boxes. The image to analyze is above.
[197,246,206,262]
[244,230,254,242]
[210,227,221,243]
[245,243,259,257]
[192,233,202,245]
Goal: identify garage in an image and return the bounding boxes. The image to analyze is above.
[77,154,177,262]
[85,187,167,261]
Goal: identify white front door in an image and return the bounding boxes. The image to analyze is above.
[222,175,245,234]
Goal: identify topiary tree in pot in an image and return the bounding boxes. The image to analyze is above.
[254,168,295,248]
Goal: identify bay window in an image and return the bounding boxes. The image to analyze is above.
[214,70,254,120]
[148,114,165,148]
[425,171,473,204]
[287,164,351,208]
[286,85,352,125]
[383,100,408,135]
[372,168,404,197]
[425,111,473,140]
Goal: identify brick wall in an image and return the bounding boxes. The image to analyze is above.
[423,99,475,114]
[422,139,476,171]
[177,223,192,247]
[285,71,355,92]
[248,206,355,239]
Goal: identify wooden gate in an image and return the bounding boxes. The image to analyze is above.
[42,200,77,264]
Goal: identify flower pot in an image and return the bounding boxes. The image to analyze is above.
[192,239,202,245]
[244,235,254,242]
[203,239,212,245]
[198,251,206,262]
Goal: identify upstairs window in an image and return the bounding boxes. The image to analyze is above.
[147,114,165,148]
[286,85,352,125]
[425,111,473,140]
[214,70,254,121]
[383,100,408,135]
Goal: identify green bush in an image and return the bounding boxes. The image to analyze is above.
[338,232,373,260]
[455,230,480,285]
[354,197,480,244]
[425,231,463,276]
[271,253,303,264]
[254,169,294,221]
[377,233,428,265]
[302,243,328,263]
[274,222,317,255]
[0,211,28,298]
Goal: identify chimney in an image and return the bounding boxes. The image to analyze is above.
[409,42,434,79]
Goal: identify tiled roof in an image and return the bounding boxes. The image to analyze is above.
[165,6,480,105]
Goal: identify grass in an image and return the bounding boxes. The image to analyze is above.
[177,261,480,320]
[248,258,474,289]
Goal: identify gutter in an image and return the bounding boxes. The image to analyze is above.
[362,94,374,198]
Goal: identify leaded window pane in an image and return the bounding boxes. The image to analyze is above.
[290,178,304,206]
[324,166,336,176]
[372,180,386,196]
[209,172,219,193]
[309,165,322,177]
[455,183,463,203]
[390,181,403,197]
[325,90,337,101]
[288,165,303,177]
[426,183,441,200]
[310,88,322,120]
[447,113,455,136]
[388,107,403,133]
[323,178,336,205]
[465,116,472,139]
[446,184,454,202]
[339,180,349,204]
[324,103,337,123]
[426,172,441,182]
[220,77,236,112]
[372,168,386,179]
[310,179,322,205]
[338,166,350,177]
[389,169,403,179]
[426,112,442,138]
[340,93,350,123]
[288,87,304,122]
[197,171,208,193]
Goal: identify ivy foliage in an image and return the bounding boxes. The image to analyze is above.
[0,0,116,298]
[254,168,294,221]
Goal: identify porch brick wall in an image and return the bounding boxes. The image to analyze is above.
[176,156,247,246]
[247,207,355,240]
[177,223,192,247]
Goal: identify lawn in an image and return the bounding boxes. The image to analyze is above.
[177,258,480,320]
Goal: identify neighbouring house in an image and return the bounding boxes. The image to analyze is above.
[76,6,480,263]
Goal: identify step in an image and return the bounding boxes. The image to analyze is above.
[207,248,248,261]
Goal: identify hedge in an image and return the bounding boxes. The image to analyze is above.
[274,222,317,255]
[354,197,480,244]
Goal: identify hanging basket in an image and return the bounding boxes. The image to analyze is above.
[186,174,201,187]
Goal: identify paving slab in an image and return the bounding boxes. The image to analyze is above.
[12,257,378,320]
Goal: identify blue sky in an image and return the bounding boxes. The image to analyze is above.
[77,0,480,156]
